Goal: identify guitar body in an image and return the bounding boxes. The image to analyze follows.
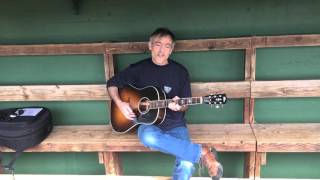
[111,85,166,133]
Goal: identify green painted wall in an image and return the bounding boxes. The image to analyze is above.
[1,0,320,178]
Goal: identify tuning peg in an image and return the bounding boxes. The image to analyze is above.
[211,103,218,109]
[213,103,224,109]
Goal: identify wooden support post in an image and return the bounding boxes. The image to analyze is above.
[244,44,256,124]
[260,152,267,165]
[103,53,115,81]
[243,42,257,179]
[103,52,115,123]
[102,52,122,175]
[102,152,123,175]
[254,152,267,178]
[98,152,104,164]
[244,152,256,179]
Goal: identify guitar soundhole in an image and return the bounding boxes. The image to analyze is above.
[138,97,150,114]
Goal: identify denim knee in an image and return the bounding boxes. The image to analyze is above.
[173,160,195,180]
[138,125,159,148]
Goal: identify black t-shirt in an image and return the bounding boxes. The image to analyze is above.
[107,58,192,131]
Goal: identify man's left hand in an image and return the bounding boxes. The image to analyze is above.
[168,96,188,112]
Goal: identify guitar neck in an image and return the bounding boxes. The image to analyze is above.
[149,97,203,109]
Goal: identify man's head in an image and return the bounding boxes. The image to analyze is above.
[148,28,175,65]
[149,27,176,43]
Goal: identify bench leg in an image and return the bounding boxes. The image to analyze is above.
[254,152,266,178]
[99,152,123,175]
[244,152,255,179]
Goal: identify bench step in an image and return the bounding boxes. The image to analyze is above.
[0,175,316,180]
[0,175,252,180]
[0,174,314,180]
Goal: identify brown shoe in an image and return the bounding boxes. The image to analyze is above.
[201,146,223,179]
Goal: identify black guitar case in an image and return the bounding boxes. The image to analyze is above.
[0,107,53,171]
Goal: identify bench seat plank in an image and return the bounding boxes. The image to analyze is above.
[0,124,256,152]
[253,123,320,152]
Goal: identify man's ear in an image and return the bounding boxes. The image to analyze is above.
[148,41,152,50]
[169,43,175,54]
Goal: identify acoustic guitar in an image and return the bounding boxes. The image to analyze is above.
[111,85,227,133]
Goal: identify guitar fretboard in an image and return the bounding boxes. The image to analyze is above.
[148,97,203,109]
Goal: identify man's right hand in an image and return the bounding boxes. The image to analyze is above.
[116,101,136,120]
[108,86,136,120]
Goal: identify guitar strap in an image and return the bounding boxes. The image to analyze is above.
[0,148,24,179]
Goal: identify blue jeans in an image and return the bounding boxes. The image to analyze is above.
[138,124,202,180]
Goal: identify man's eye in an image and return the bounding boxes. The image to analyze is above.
[165,45,172,49]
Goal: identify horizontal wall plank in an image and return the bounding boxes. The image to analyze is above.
[2,34,320,56]
[0,124,256,152]
[0,85,109,101]
[191,81,250,99]
[2,79,320,101]
[0,82,248,101]
[0,38,251,56]
[105,37,251,54]
[253,34,320,48]
[0,43,105,56]
[252,123,320,152]
[251,80,320,98]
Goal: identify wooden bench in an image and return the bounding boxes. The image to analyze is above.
[250,79,320,177]
[0,124,256,175]
[2,34,320,179]
[251,123,320,177]
[0,37,256,178]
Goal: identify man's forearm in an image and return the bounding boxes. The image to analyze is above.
[107,86,122,105]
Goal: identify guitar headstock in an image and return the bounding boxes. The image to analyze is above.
[203,94,227,108]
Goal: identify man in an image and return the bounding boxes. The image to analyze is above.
[107,27,223,180]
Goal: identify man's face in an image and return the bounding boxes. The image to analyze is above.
[149,35,174,65]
